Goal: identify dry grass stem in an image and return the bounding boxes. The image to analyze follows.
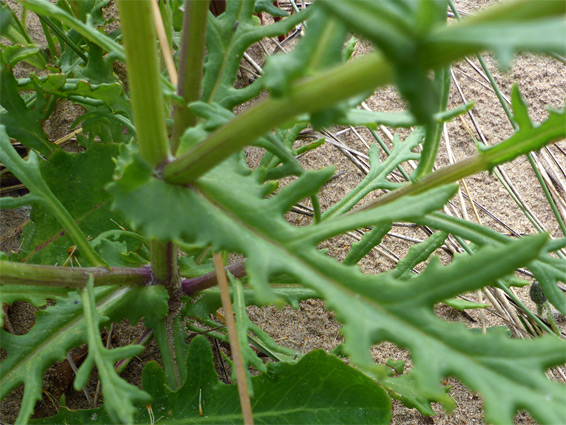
[213,253,254,425]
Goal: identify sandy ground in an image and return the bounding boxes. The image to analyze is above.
[1,0,565,423]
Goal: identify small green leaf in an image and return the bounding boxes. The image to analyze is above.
[419,212,566,315]
[443,297,489,311]
[323,130,423,220]
[391,231,447,280]
[0,284,167,424]
[381,373,452,417]
[75,277,151,424]
[202,0,311,107]
[338,108,457,129]
[0,63,52,155]
[343,224,391,266]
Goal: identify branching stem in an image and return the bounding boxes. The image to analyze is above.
[0,261,151,287]
[163,53,394,184]
[171,0,210,154]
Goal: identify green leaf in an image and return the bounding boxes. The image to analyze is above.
[18,72,130,113]
[338,102,473,129]
[343,224,391,266]
[426,16,566,69]
[0,63,52,155]
[480,87,566,171]
[110,144,566,423]
[16,142,123,265]
[108,149,455,298]
[0,44,45,68]
[75,277,151,424]
[92,239,148,267]
[34,335,393,424]
[74,110,133,146]
[0,284,72,328]
[322,130,423,220]
[0,126,107,266]
[391,231,448,280]
[381,374,448,416]
[443,297,489,311]
[202,0,311,107]
[418,212,566,315]
[0,284,168,424]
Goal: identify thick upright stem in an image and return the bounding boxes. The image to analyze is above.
[118,0,179,293]
[150,240,180,291]
[117,0,170,166]
[171,0,210,154]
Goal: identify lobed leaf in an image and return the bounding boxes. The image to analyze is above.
[322,130,423,220]
[108,137,566,423]
[0,126,108,266]
[0,284,168,424]
[418,213,566,315]
[34,335,392,424]
[202,0,311,107]
[75,277,151,424]
[12,142,125,266]
[0,61,52,155]
[0,284,71,328]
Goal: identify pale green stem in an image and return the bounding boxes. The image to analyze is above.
[163,53,395,184]
[118,0,179,294]
[0,261,151,287]
[117,0,170,166]
[171,0,211,155]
